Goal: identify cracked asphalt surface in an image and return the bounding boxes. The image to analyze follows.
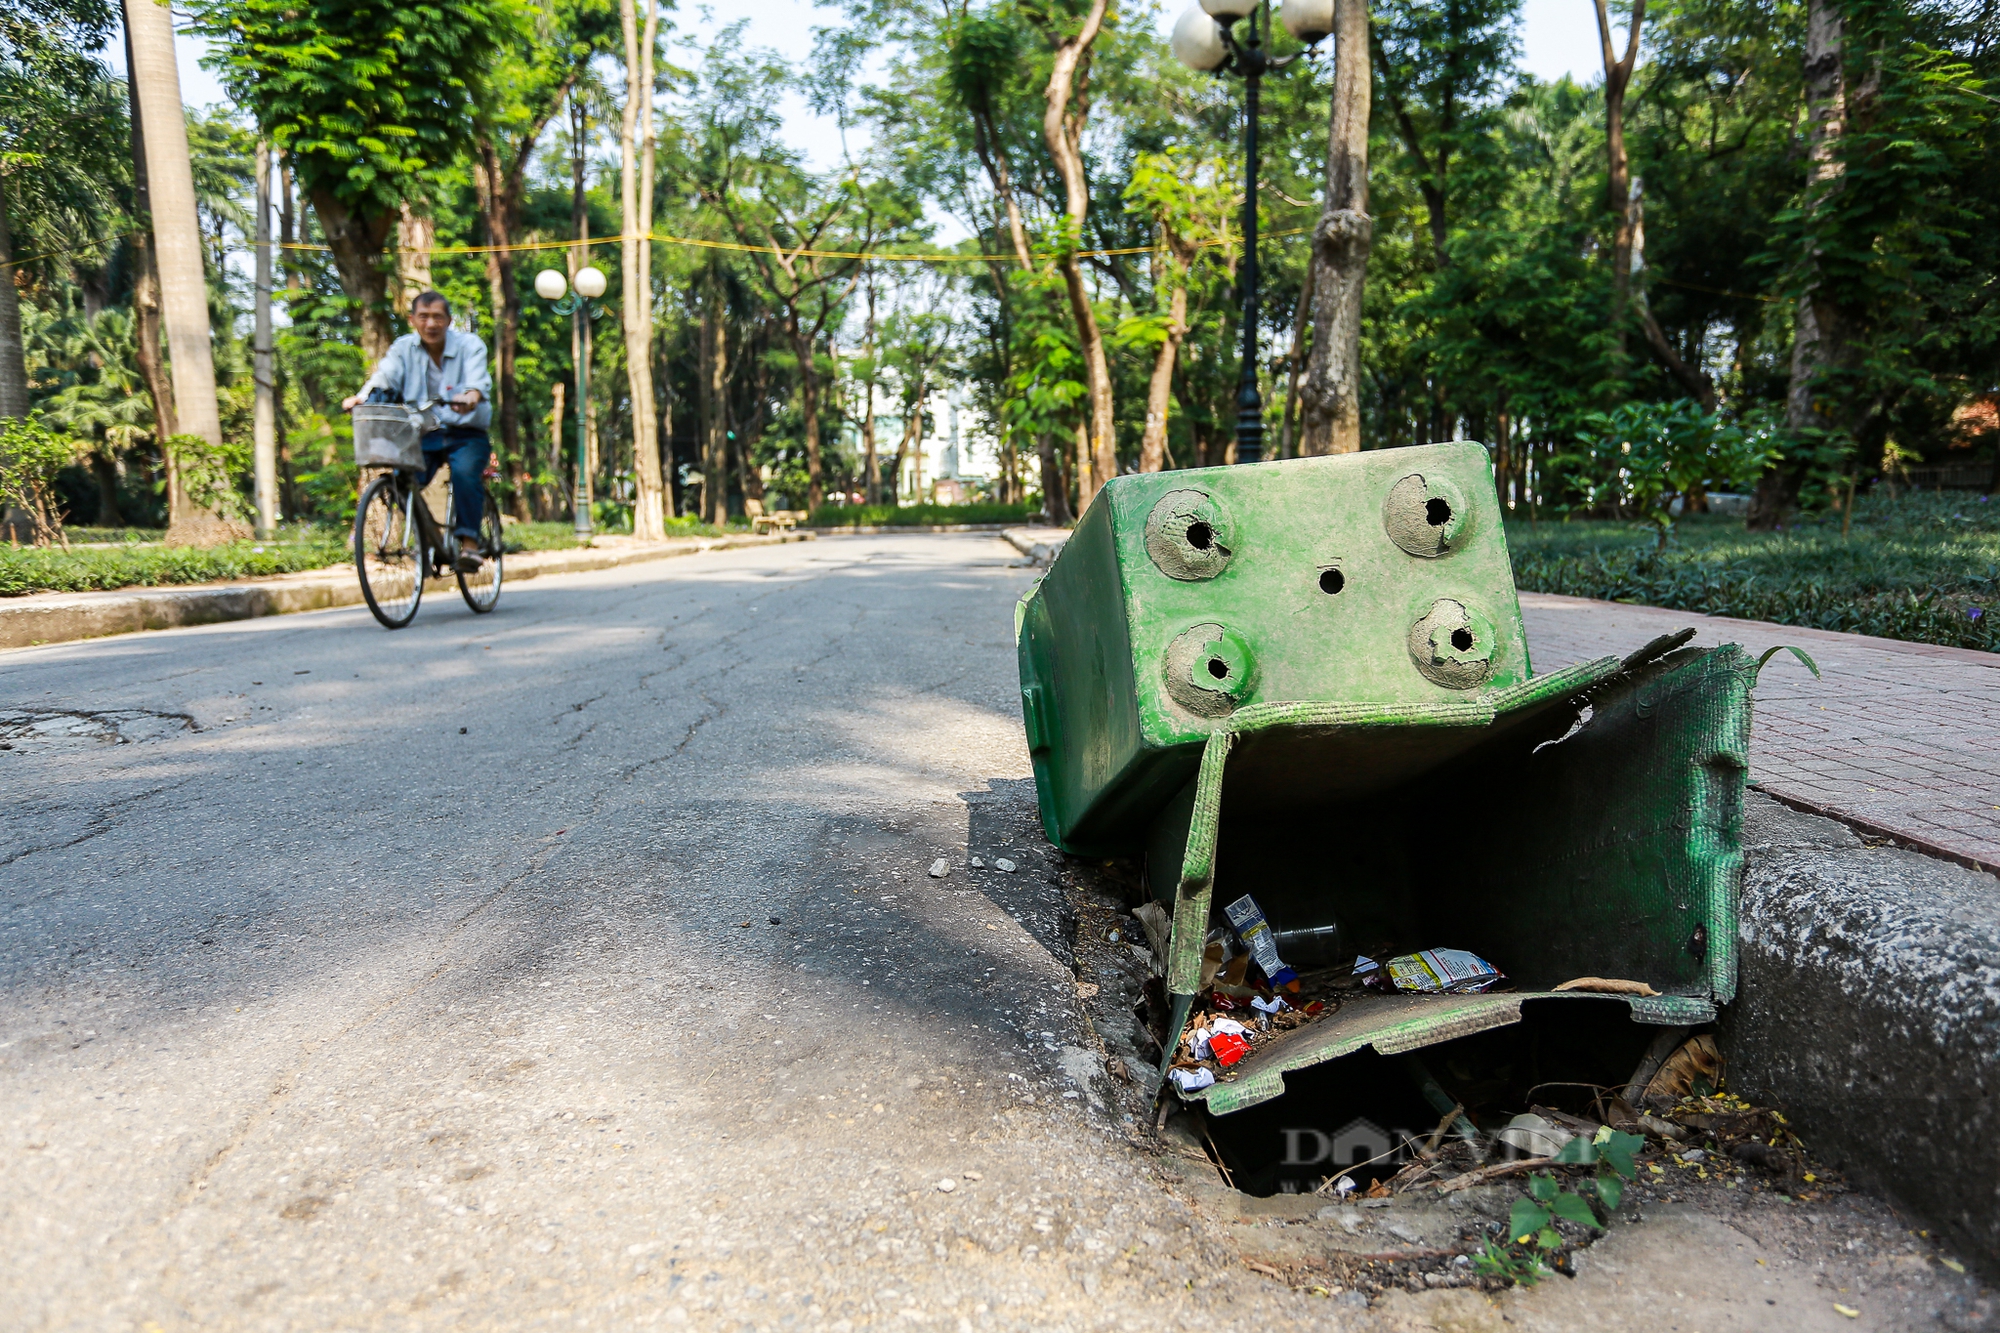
[0,532,1987,1332]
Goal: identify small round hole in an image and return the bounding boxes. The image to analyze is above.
[1425,497,1453,527]
[1318,568,1345,595]
[1207,657,1230,680]
[1185,521,1214,550]
[1450,628,1474,652]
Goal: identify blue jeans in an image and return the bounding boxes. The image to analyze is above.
[420,433,490,542]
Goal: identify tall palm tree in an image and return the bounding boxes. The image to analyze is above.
[124,0,234,544]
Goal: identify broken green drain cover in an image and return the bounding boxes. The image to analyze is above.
[1017,445,1761,1111]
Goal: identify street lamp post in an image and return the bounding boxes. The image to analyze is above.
[535,264,608,540]
[1172,0,1330,464]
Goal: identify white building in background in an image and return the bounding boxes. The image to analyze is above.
[839,383,1003,505]
[919,388,1004,504]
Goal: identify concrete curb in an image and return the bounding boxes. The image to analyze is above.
[1001,527,1072,566]
[0,531,811,651]
[1729,793,2000,1274]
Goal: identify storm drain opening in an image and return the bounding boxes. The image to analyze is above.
[1183,1000,1663,1197]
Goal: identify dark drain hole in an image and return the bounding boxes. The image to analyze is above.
[1207,657,1230,679]
[1450,628,1474,652]
[1188,1004,1663,1197]
[1319,568,1345,595]
[1425,497,1453,526]
[1185,521,1214,550]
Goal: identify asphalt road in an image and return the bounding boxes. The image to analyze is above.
[0,533,1981,1333]
[0,533,1254,1332]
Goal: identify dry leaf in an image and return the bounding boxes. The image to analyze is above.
[1645,1034,1725,1105]
[1243,1260,1283,1279]
[1554,976,1661,997]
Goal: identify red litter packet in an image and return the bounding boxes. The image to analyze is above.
[1209,1031,1250,1066]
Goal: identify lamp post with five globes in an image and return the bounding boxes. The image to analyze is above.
[535,264,608,539]
[1171,0,1330,463]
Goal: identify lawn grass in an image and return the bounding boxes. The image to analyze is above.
[0,515,740,597]
[1506,490,1999,652]
[0,529,352,596]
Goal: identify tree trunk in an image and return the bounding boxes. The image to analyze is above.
[1139,282,1186,473]
[888,385,925,505]
[1072,420,1094,508]
[862,276,880,504]
[549,380,565,519]
[1036,432,1070,524]
[125,40,177,459]
[701,290,729,526]
[736,355,769,510]
[0,195,26,421]
[253,139,278,537]
[1041,0,1115,507]
[393,201,434,307]
[1299,0,1372,457]
[1277,261,1315,459]
[1595,0,1646,362]
[127,0,231,545]
[969,105,1034,272]
[313,189,396,364]
[0,198,28,541]
[473,149,530,520]
[279,149,297,288]
[621,0,665,539]
[796,320,824,511]
[1755,0,1847,530]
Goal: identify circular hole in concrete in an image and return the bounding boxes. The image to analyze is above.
[1426,497,1453,527]
[1185,521,1214,550]
[1207,657,1230,679]
[1450,627,1474,652]
[1319,569,1345,595]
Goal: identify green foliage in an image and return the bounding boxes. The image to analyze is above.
[1476,1128,1645,1287]
[0,532,350,595]
[191,0,499,221]
[1509,492,2000,652]
[23,0,2000,550]
[0,413,82,546]
[24,300,152,455]
[807,501,1037,527]
[164,433,254,525]
[1560,401,1780,544]
[1766,7,1997,449]
[0,0,125,285]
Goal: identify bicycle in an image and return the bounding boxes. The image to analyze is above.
[350,396,504,629]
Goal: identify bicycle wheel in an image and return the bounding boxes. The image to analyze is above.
[354,472,425,629]
[456,487,504,613]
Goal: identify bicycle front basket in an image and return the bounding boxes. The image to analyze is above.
[352,405,425,470]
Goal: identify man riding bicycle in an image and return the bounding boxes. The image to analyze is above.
[342,290,492,573]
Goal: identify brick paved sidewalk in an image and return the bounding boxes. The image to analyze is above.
[1519,592,2000,874]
